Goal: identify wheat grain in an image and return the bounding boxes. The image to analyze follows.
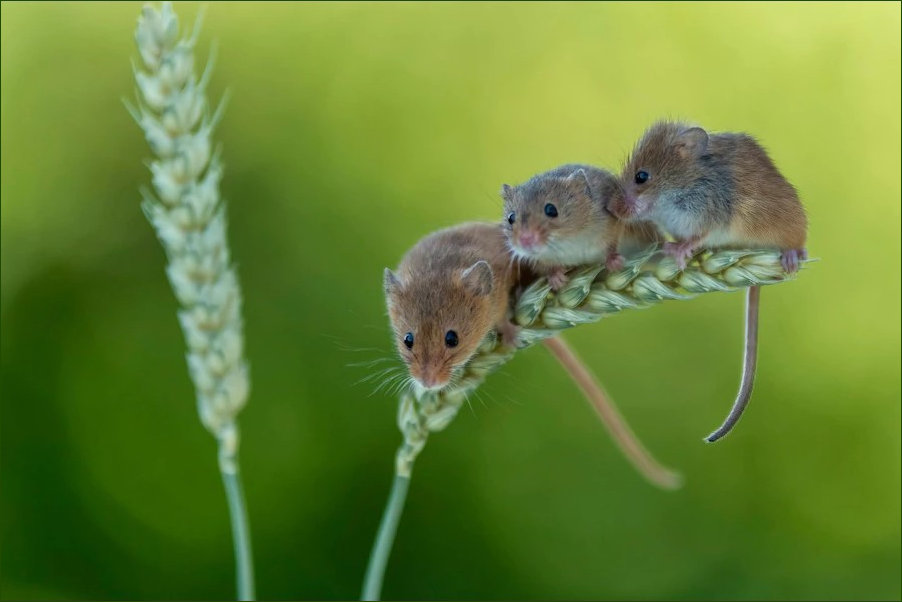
[395,246,803,474]
[364,245,809,600]
[128,3,255,599]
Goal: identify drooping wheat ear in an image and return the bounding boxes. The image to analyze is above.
[398,246,804,475]
[127,3,255,600]
[363,246,810,600]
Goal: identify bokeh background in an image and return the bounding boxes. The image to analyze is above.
[2,2,900,600]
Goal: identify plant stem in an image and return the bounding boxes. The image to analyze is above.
[220,438,256,601]
[367,249,806,598]
[362,474,411,601]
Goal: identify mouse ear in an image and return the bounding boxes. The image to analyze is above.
[565,168,592,196]
[675,127,709,159]
[564,167,592,197]
[383,268,402,295]
[500,184,514,201]
[460,260,494,296]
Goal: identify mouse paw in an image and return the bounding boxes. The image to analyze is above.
[663,240,697,270]
[546,266,569,291]
[781,248,806,273]
[605,252,625,272]
[498,320,521,348]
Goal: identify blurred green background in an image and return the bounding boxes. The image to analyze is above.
[2,2,900,600]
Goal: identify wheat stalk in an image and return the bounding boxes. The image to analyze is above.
[127,3,255,600]
[363,245,809,600]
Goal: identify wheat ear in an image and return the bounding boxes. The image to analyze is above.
[363,245,809,600]
[127,3,255,600]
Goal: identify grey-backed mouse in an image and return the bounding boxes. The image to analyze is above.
[384,222,520,393]
[500,164,661,290]
[608,120,808,442]
[608,120,807,270]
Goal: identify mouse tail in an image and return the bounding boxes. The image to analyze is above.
[542,335,682,490]
[705,285,761,443]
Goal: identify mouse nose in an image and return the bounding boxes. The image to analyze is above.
[417,368,448,391]
[611,194,636,218]
[518,231,540,250]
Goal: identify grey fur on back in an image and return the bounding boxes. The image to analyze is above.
[674,139,735,226]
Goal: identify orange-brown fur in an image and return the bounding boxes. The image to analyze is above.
[384,222,518,390]
[723,137,807,248]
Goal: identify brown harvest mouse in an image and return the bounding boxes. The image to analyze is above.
[608,120,808,442]
[383,222,683,488]
[383,222,520,394]
[501,164,660,290]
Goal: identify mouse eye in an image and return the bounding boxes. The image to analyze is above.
[544,203,558,218]
[506,212,516,225]
[444,330,459,348]
[635,170,650,185]
[403,332,414,349]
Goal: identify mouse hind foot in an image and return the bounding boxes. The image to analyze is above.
[546,266,569,291]
[780,248,807,273]
[605,252,625,272]
[497,319,521,348]
[663,239,700,270]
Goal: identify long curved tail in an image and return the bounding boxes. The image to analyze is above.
[542,336,682,490]
[705,285,760,443]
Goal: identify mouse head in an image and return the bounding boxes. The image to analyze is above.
[500,168,604,263]
[384,260,496,393]
[609,121,709,220]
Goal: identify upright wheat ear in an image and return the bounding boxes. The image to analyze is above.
[127,3,255,600]
[363,246,811,600]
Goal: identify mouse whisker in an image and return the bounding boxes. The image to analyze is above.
[382,376,412,399]
[472,388,490,409]
[353,366,399,387]
[346,357,396,369]
[367,374,395,396]
[368,369,408,397]
[385,374,406,397]
[462,392,476,416]
[392,375,415,396]
[333,342,391,354]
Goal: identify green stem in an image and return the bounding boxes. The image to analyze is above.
[220,449,256,601]
[362,474,411,601]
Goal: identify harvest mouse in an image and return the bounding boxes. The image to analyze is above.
[383,222,520,394]
[608,120,807,270]
[501,164,660,290]
[383,222,680,488]
[608,120,808,442]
